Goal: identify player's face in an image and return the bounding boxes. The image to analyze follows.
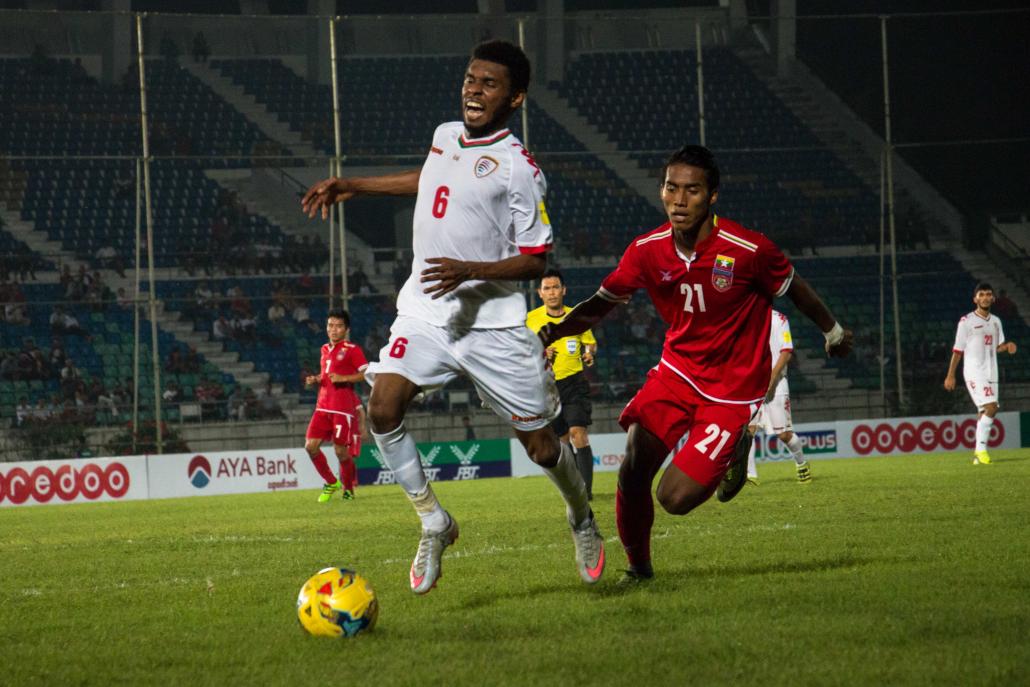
[661,163,717,234]
[974,289,994,312]
[326,317,348,344]
[461,59,524,137]
[538,277,566,310]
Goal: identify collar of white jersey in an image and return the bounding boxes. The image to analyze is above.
[458,128,512,148]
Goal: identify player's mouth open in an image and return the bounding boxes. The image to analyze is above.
[465,100,485,119]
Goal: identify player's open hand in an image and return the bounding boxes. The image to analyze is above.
[301,177,355,219]
[825,328,853,358]
[420,257,473,299]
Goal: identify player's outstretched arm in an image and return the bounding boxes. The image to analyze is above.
[785,274,853,358]
[420,253,546,299]
[539,293,617,348]
[301,169,421,220]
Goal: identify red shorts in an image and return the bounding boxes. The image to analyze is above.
[619,365,757,489]
[306,410,354,447]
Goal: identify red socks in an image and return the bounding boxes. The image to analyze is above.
[339,458,357,492]
[308,449,338,485]
[616,486,655,571]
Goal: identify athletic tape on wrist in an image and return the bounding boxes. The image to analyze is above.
[823,322,844,347]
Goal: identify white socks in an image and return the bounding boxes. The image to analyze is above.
[785,434,805,465]
[372,424,447,532]
[747,437,758,479]
[543,441,591,528]
[976,415,994,452]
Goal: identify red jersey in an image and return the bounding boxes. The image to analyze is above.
[599,215,794,404]
[316,340,368,414]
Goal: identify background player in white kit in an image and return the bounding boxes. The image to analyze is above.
[745,309,812,484]
[943,282,1018,464]
[301,40,603,594]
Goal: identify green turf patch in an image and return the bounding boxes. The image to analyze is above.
[2,450,1027,686]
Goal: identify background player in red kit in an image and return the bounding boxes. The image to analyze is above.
[541,145,853,581]
[304,309,368,502]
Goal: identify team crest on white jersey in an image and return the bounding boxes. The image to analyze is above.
[474,155,499,178]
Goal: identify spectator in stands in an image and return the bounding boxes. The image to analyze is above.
[28,350,50,381]
[167,348,186,374]
[0,352,19,381]
[2,281,29,325]
[49,305,90,339]
[95,243,126,277]
[267,298,287,325]
[348,263,375,295]
[162,381,182,405]
[84,271,111,312]
[89,378,119,417]
[191,280,216,317]
[462,415,476,441]
[183,345,202,373]
[116,287,133,310]
[30,397,54,424]
[227,386,248,421]
[257,381,284,419]
[48,339,66,377]
[292,299,317,332]
[233,311,258,343]
[196,377,226,421]
[60,357,80,383]
[15,397,31,428]
[227,285,251,318]
[213,315,233,341]
[159,33,181,63]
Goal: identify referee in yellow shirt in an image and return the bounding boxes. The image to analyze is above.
[527,269,598,499]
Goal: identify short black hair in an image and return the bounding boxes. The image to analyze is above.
[661,145,720,192]
[327,308,350,327]
[974,282,993,295]
[471,39,531,95]
[541,268,564,286]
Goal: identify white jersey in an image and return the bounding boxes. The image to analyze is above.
[767,309,793,397]
[395,122,553,331]
[953,311,1005,382]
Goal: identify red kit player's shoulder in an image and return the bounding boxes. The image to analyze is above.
[712,215,771,251]
[631,222,673,249]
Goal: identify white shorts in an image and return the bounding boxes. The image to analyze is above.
[965,379,999,410]
[367,315,560,431]
[756,394,793,435]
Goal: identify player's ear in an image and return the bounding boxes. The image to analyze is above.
[509,90,526,110]
[710,188,719,206]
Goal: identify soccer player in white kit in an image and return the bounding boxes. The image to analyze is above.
[943,282,1018,464]
[745,309,812,483]
[301,40,603,594]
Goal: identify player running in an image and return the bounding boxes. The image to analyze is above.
[540,145,852,582]
[301,40,603,594]
[526,268,599,499]
[745,309,811,484]
[304,309,367,501]
[943,282,1018,465]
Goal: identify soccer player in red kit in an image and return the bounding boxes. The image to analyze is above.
[304,308,368,502]
[541,145,853,581]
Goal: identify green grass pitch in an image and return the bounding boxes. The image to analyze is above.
[2,450,1028,686]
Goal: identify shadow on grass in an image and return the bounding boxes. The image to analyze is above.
[454,552,883,609]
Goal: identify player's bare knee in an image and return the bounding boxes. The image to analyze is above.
[779,431,794,442]
[304,439,321,456]
[521,428,560,467]
[656,489,700,516]
[367,398,404,434]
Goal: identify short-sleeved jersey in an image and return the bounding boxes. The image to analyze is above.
[525,305,597,381]
[316,340,368,414]
[953,311,1005,382]
[599,215,794,404]
[768,309,794,397]
[395,122,553,331]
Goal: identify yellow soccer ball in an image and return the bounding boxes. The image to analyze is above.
[296,567,379,638]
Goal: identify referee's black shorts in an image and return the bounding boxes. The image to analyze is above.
[550,371,592,437]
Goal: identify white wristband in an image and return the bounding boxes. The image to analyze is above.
[823,322,844,347]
